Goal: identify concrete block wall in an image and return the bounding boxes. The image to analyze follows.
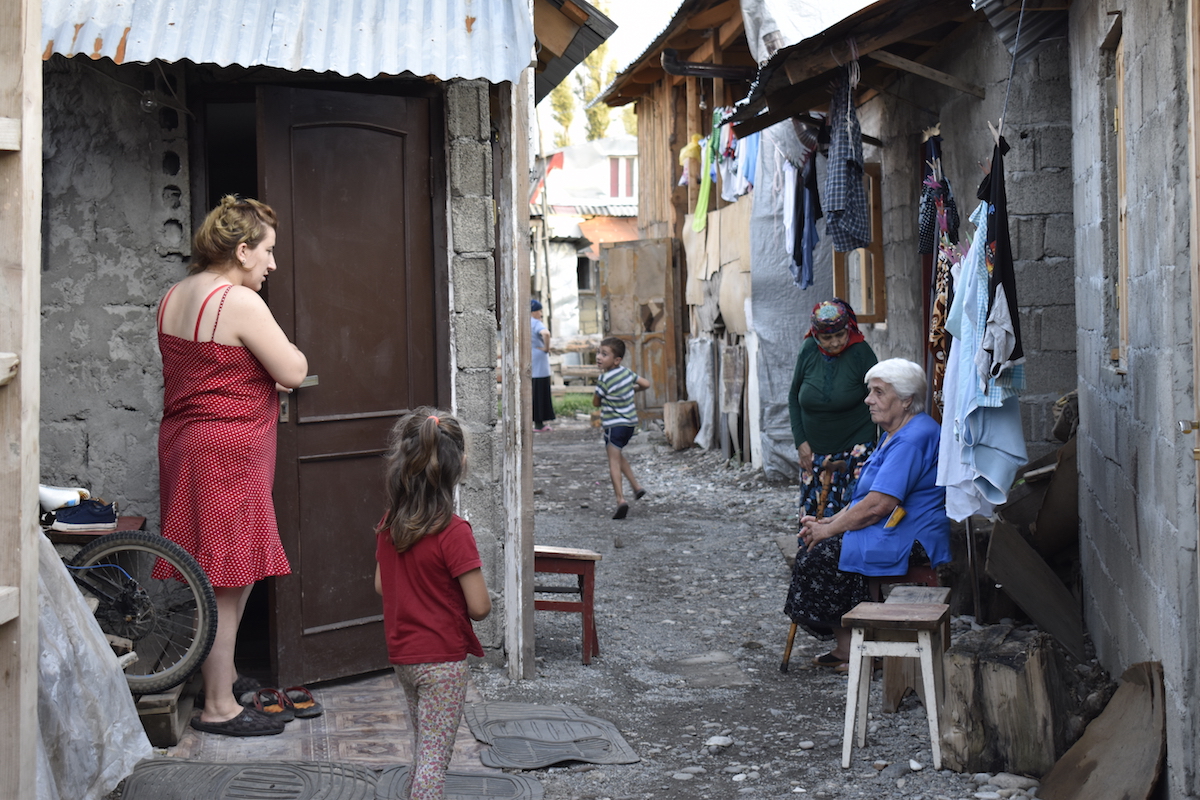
[40,58,187,524]
[445,78,504,657]
[1070,3,1199,797]
[856,23,1076,463]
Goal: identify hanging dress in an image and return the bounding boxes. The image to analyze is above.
[155,283,291,587]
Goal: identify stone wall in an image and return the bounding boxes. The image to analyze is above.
[445,78,504,657]
[856,22,1076,463]
[40,57,186,519]
[1070,3,1199,796]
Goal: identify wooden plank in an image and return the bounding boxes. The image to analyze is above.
[0,0,43,792]
[0,116,18,150]
[1039,661,1166,800]
[687,14,744,66]
[842,602,950,630]
[533,0,582,59]
[985,521,1087,662]
[685,77,699,212]
[558,0,591,26]
[885,585,951,605]
[534,545,602,561]
[0,586,17,625]
[685,0,740,31]
[865,49,984,98]
[499,75,537,680]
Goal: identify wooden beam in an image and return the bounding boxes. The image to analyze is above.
[685,0,741,31]
[686,76,699,212]
[865,49,985,98]
[688,14,745,64]
[628,65,662,85]
[533,0,582,59]
[559,0,591,26]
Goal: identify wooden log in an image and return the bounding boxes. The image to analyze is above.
[942,625,1073,775]
[663,400,699,450]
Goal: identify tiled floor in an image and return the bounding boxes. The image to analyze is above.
[167,669,496,773]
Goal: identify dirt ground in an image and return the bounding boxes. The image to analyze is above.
[469,418,1024,800]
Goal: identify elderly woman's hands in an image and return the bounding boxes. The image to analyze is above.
[799,514,836,550]
[797,490,901,551]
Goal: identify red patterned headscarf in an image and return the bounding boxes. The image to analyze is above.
[805,298,865,356]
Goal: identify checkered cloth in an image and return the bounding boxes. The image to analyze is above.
[824,69,871,253]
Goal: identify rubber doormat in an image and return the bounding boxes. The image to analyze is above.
[377,766,543,799]
[122,760,376,799]
[123,760,541,800]
[464,703,640,769]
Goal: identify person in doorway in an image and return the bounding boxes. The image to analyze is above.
[530,298,555,432]
[787,359,951,670]
[157,195,308,737]
[593,337,650,520]
[374,409,491,800]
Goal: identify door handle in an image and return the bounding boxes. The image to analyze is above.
[279,392,289,423]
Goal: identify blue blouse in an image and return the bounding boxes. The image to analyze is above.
[838,413,952,575]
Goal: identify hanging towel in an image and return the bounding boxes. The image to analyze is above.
[824,68,871,252]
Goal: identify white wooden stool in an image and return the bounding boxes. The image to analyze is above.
[840,601,950,769]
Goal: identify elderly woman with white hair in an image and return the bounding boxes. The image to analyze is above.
[786,358,952,669]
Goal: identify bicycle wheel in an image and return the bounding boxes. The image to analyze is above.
[70,531,217,695]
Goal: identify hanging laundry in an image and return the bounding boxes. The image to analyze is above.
[976,136,1024,384]
[691,110,725,232]
[790,152,822,290]
[917,135,960,253]
[824,68,870,252]
[781,160,797,256]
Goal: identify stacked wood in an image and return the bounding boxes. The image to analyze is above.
[663,400,699,450]
[941,625,1074,775]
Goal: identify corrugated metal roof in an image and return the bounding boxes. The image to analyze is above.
[42,0,537,83]
[972,0,1067,65]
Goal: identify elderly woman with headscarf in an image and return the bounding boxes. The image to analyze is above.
[786,358,952,669]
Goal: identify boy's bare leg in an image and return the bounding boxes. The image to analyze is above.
[618,450,643,496]
[607,444,626,505]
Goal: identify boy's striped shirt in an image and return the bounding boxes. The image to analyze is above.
[595,365,639,427]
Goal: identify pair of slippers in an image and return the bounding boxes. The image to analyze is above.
[239,686,325,723]
[612,488,648,520]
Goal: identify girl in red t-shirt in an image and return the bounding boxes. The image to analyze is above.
[374,408,491,800]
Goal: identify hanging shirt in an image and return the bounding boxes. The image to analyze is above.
[824,69,871,252]
[799,155,823,290]
[977,136,1024,380]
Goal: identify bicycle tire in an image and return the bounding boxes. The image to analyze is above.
[70,531,218,695]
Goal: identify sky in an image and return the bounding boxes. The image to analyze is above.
[535,0,876,148]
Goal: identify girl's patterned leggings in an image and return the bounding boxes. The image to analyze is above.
[393,660,468,800]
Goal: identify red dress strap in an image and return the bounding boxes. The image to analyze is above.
[195,285,233,342]
[157,284,180,333]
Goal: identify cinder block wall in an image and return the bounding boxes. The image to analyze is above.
[1070,3,1199,797]
[40,57,185,519]
[445,78,504,658]
[856,23,1076,462]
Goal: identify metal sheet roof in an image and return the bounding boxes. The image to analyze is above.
[42,0,537,83]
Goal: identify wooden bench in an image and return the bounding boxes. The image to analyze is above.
[533,545,601,665]
[841,601,951,769]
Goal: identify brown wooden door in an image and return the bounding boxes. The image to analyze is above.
[599,238,677,422]
[259,86,448,686]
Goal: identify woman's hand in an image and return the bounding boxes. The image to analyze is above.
[799,515,834,551]
[798,441,814,476]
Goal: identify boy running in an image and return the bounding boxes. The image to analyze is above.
[593,337,650,519]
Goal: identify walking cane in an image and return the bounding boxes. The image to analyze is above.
[780,460,847,673]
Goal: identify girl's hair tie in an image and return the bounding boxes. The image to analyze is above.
[428,415,439,426]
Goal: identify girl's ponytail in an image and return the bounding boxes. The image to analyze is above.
[378,408,466,552]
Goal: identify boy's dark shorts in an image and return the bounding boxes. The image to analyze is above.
[603,425,636,450]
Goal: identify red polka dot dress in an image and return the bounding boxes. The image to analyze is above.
[155,284,292,587]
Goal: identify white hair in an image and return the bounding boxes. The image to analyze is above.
[864,358,927,414]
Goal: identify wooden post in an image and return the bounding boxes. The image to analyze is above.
[1187,0,1200,639]
[0,0,43,792]
[685,76,699,213]
[499,69,536,679]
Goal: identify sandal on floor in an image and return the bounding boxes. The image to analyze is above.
[247,687,295,723]
[196,675,262,706]
[190,707,285,737]
[612,503,629,520]
[812,652,849,668]
[283,686,324,718]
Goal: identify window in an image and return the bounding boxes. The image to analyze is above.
[608,156,637,198]
[832,162,886,322]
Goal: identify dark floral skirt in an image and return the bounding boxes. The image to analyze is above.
[783,537,930,638]
[783,536,870,639]
[799,441,876,519]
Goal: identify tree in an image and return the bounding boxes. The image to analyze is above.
[575,21,615,141]
[548,80,574,149]
[621,104,637,136]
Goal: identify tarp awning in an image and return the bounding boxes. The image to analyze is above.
[42,0,537,84]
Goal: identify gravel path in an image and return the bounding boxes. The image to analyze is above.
[470,419,1041,800]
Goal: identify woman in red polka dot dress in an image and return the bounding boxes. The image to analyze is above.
[157,196,308,737]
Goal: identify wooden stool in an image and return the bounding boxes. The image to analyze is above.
[882,585,951,712]
[841,601,950,769]
[533,546,601,665]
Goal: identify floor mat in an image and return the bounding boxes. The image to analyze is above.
[376,766,543,799]
[122,759,378,800]
[464,703,639,768]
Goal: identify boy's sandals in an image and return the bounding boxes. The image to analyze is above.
[240,687,295,723]
[283,686,324,718]
[191,707,285,737]
[634,488,647,500]
[612,503,629,520]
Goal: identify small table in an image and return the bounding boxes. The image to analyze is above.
[45,515,147,545]
[533,545,602,665]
